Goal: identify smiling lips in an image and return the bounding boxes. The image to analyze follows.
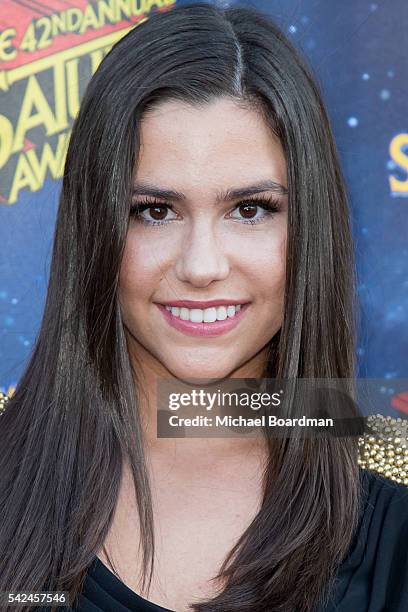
[156,300,250,337]
[166,303,242,323]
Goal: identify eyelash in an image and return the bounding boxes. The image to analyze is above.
[129,196,281,227]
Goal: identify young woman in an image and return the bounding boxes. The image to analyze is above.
[0,3,407,611]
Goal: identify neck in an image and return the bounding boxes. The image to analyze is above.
[128,343,269,463]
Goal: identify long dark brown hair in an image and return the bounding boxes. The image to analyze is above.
[0,3,361,611]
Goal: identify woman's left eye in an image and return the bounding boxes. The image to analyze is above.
[228,198,280,224]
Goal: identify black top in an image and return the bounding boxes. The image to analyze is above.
[74,469,408,612]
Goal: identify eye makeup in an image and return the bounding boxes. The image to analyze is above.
[129,195,282,227]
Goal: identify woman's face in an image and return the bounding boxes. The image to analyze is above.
[119,97,287,382]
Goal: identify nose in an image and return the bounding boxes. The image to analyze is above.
[174,220,230,288]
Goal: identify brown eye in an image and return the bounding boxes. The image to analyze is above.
[238,203,258,219]
[129,202,177,225]
[148,206,168,221]
[229,197,280,225]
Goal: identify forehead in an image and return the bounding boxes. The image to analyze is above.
[136,97,287,193]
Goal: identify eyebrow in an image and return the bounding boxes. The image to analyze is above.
[132,179,288,202]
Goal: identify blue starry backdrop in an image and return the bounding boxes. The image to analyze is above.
[0,0,407,414]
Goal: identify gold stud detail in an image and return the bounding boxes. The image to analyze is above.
[358,414,408,484]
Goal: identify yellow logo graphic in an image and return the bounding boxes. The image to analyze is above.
[389,133,408,196]
[0,0,175,205]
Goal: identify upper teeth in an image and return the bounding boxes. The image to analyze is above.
[165,304,242,323]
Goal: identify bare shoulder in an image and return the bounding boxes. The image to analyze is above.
[358,414,408,486]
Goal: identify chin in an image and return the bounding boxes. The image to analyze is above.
[165,362,235,385]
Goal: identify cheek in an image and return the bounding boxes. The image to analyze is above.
[237,233,287,301]
[119,234,162,296]
[118,239,158,336]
